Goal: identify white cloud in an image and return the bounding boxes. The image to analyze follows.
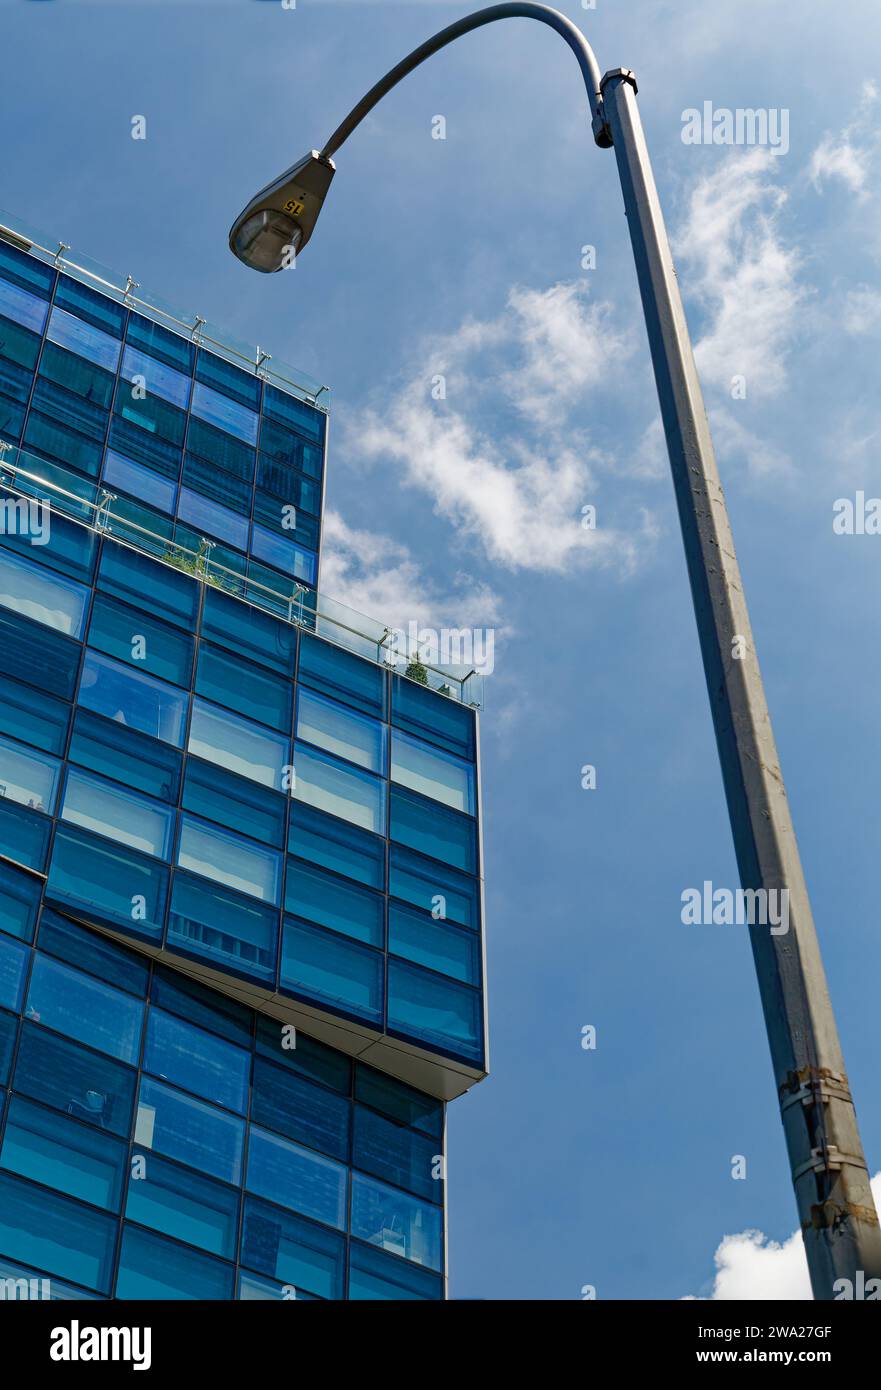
[710,407,793,480]
[809,81,879,201]
[843,285,881,336]
[344,282,653,574]
[674,149,803,400]
[687,1171,881,1299]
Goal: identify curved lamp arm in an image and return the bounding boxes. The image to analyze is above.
[320,2,611,157]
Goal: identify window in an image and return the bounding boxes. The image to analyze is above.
[188,698,289,790]
[102,449,178,514]
[0,242,55,297]
[68,709,182,804]
[0,507,97,585]
[0,732,60,814]
[46,306,121,372]
[354,1066,443,1139]
[389,901,480,986]
[257,457,321,515]
[0,1172,116,1295]
[0,276,48,333]
[0,607,81,700]
[38,342,115,411]
[0,313,40,371]
[54,275,126,337]
[297,633,385,718]
[246,1125,347,1231]
[0,1009,17,1086]
[97,542,198,630]
[191,380,258,446]
[143,1008,249,1115]
[108,414,182,480]
[263,386,325,443]
[47,823,169,940]
[37,907,149,998]
[0,794,51,871]
[186,416,255,480]
[183,758,286,849]
[126,312,194,373]
[121,345,192,409]
[240,1197,344,1300]
[177,487,249,550]
[0,860,41,942]
[25,953,144,1064]
[389,845,480,933]
[167,872,278,983]
[78,650,188,747]
[195,350,261,409]
[389,786,476,874]
[296,688,386,774]
[116,1224,234,1300]
[12,1023,137,1137]
[349,1172,442,1271]
[293,743,385,836]
[348,1240,442,1301]
[288,803,385,892]
[134,1078,244,1186]
[387,959,482,1063]
[352,1105,441,1203]
[255,1014,351,1095]
[285,859,384,949]
[151,961,252,1048]
[0,545,88,636]
[201,587,296,677]
[391,730,475,815]
[251,1057,350,1161]
[31,375,109,441]
[88,592,194,688]
[177,815,282,905]
[115,388,186,448]
[1,1096,127,1212]
[124,1151,239,1259]
[23,409,103,477]
[197,643,292,733]
[0,932,28,1012]
[281,917,383,1024]
[61,766,175,860]
[250,523,316,585]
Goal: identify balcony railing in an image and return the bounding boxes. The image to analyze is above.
[0,443,485,708]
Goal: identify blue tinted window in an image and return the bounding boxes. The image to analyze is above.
[126,313,194,373]
[263,386,325,443]
[88,592,194,687]
[389,845,479,933]
[285,860,384,949]
[390,786,476,873]
[78,649,187,747]
[251,523,316,585]
[353,1105,440,1204]
[0,276,48,332]
[389,901,479,986]
[102,449,178,513]
[0,861,41,942]
[25,953,144,1064]
[178,814,282,906]
[108,414,182,479]
[36,907,149,997]
[197,642,292,733]
[257,458,321,515]
[288,803,385,892]
[0,797,51,871]
[281,917,383,1024]
[13,1023,136,1136]
[201,587,296,677]
[0,506,97,585]
[251,1057,350,1161]
[186,416,255,480]
[297,633,384,718]
[183,758,286,849]
[122,344,191,409]
[0,316,40,375]
[191,380,258,445]
[23,410,103,477]
[350,1172,442,1271]
[31,376,108,441]
[246,1125,347,1230]
[1,1096,127,1211]
[189,698,289,790]
[0,607,80,699]
[348,1240,442,1300]
[47,822,169,941]
[46,305,121,372]
[177,487,249,549]
[0,933,28,1012]
[61,766,175,860]
[0,243,55,296]
[0,1009,17,1085]
[97,543,198,630]
[296,688,385,774]
[255,1015,351,1095]
[240,1197,344,1299]
[0,353,31,403]
[151,962,252,1048]
[391,730,475,815]
[0,1172,116,1294]
[143,1008,249,1114]
[0,545,88,637]
[253,489,320,550]
[115,389,186,447]
[0,731,61,814]
[167,871,278,984]
[388,959,482,1063]
[293,743,385,836]
[116,1224,234,1300]
[38,342,116,409]
[0,396,25,439]
[55,275,126,336]
[354,1066,443,1139]
[135,1078,244,1186]
[124,1151,239,1258]
[68,708,182,803]
[195,351,261,409]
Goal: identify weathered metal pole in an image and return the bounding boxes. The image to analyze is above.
[600,67,881,1299]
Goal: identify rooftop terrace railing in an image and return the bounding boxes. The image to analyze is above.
[0,208,330,412]
[0,442,484,708]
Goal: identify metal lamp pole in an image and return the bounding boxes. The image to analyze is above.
[229,3,881,1299]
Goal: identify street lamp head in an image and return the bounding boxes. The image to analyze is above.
[228,150,336,273]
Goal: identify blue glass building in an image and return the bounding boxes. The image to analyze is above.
[0,215,487,1301]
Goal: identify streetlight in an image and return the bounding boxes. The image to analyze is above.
[228,2,881,1300]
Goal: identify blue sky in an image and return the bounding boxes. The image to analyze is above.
[3,0,881,1299]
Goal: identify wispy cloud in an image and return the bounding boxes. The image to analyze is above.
[809,80,879,201]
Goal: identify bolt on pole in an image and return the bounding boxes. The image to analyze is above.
[599,67,881,1299]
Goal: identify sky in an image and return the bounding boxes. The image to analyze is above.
[2,0,881,1300]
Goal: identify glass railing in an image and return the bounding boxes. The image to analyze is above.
[0,207,329,411]
[0,443,484,708]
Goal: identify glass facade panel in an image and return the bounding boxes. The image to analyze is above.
[240,1197,345,1299]
[25,953,144,1064]
[78,649,187,747]
[350,1172,442,1272]
[0,731,60,814]
[116,1224,234,1300]
[189,698,288,790]
[245,1125,347,1230]
[288,803,385,891]
[133,1086,244,1190]
[284,859,384,948]
[61,766,175,860]
[391,729,476,815]
[281,918,383,1024]
[296,687,386,773]
[1,1095,127,1211]
[0,1172,116,1294]
[143,1007,249,1114]
[167,873,277,982]
[293,743,385,835]
[0,545,88,636]
[177,814,282,905]
[388,959,482,1063]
